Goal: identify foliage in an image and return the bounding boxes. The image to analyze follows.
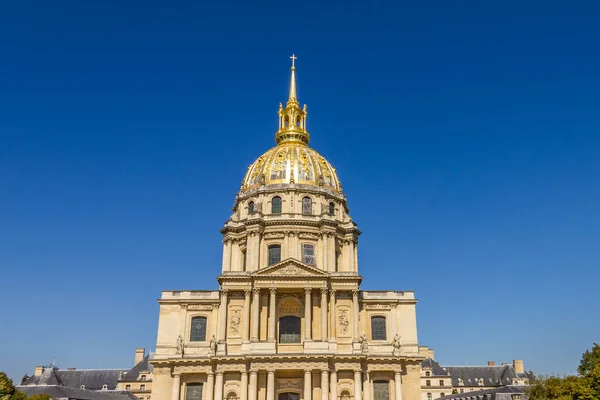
[0,373,50,400]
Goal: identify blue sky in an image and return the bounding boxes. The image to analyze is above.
[1,0,599,380]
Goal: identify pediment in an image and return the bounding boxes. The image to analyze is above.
[252,258,330,277]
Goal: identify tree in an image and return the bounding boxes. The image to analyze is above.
[0,373,50,400]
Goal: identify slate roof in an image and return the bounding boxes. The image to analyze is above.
[22,368,128,390]
[118,354,154,383]
[421,358,450,376]
[437,385,529,400]
[443,365,530,387]
[17,385,138,400]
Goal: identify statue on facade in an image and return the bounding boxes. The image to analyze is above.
[209,335,217,355]
[176,335,184,356]
[392,333,402,355]
[360,334,368,353]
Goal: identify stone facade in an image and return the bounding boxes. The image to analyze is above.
[150,59,426,400]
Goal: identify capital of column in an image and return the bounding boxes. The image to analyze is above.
[304,287,312,294]
[221,289,229,295]
[173,373,181,378]
[269,287,277,295]
[352,290,359,297]
[252,288,261,295]
[320,288,328,296]
[244,289,251,296]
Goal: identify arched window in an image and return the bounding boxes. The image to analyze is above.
[426,372,431,377]
[279,394,300,400]
[268,245,281,265]
[301,244,316,265]
[427,394,432,400]
[242,249,247,271]
[190,316,207,341]
[272,196,282,214]
[279,315,301,343]
[328,202,335,216]
[302,197,312,215]
[102,385,108,390]
[186,384,203,400]
[373,381,390,400]
[371,316,387,340]
[248,201,255,215]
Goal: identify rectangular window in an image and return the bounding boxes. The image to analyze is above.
[186,384,203,400]
[140,385,146,391]
[190,317,207,341]
[301,244,316,265]
[268,245,281,265]
[426,380,431,387]
[439,380,444,387]
[371,316,387,340]
[373,381,389,400]
[125,385,131,391]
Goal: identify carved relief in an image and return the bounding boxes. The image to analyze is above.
[182,304,214,310]
[277,380,303,390]
[279,297,302,315]
[338,309,350,336]
[229,308,242,337]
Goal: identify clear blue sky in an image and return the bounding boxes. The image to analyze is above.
[1,0,599,381]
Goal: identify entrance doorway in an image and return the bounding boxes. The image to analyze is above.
[278,393,300,400]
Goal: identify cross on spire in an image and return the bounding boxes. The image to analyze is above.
[290,53,297,68]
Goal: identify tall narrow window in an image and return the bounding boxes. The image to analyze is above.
[302,197,312,215]
[140,385,146,391]
[371,316,387,340]
[242,250,247,271]
[301,244,316,265]
[427,394,432,400]
[373,381,390,400]
[271,196,282,214]
[186,384,203,400]
[426,380,431,387]
[190,316,207,341]
[268,245,281,265]
[328,202,335,216]
[439,380,444,387]
[248,201,255,215]
[279,316,301,343]
[425,372,431,377]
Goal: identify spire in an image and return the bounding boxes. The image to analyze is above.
[275,55,310,146]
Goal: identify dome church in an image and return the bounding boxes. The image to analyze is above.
[151,57,428,400]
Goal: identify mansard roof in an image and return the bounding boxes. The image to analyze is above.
[22,367,127,390]
[251,258,330,277]
[438,385,529,400]
[421,358,450,376]
[17,385,138,400]
[119,354,154,382]
[444,365,531,387]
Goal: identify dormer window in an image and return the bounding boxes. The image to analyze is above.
[102,385,108,390]
[248,201,255,215]
[81,385,86,389]
[478,379,484,386]
[141,375,147,381]
[458,379,464,386]
[425,372,431,377]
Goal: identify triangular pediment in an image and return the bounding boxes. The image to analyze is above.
[252,258,330,277]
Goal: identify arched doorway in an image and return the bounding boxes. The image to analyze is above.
[278,393,300,400]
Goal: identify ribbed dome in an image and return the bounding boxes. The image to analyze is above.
[241,143,341,193]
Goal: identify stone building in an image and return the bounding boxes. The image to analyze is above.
[116,348,155,400]
[150,58,428,400]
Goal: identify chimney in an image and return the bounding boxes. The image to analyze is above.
[513,360,524,374]
[34,366,44,376]
[487,361,495,366]
[134,348,145,366]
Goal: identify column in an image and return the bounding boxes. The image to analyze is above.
[329,290,336,341]
[249,371,258,400]
[243,290,251,343]
[304,288,312,340]
[320,289,328,340]
[251,288,260,341]
[321,370,329,400]
[353,240,358,272]
[231,240,240,271]
[322,233,328,271]
[171,373,181,400]
[362,372,370,400]
[214,372,224,400]
[348,241,355,273]
[241,372,248,400]
[222,240,231,272]
[304,370,312,400]
[327,234,336,273]
[352,290,359,342]
[354,371,362,400]
[395,372,403,400]
[218,290,229,342]
[268,288,277,341]
[267,371,275,400]
[206,373,215,400]
[330,370,337,400]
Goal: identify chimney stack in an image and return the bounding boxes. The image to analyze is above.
[487,361,495,366]
[513,360,524,374]
[34,366,44,376]
[134,348,145,366]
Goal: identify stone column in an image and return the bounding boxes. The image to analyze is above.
[353,240,358,272]
[352,290,359,342]
[354,371,362,400]
[329,290,336,341]
[321,370,329,400]
[322,233,328,271]
[394,372,403,400]
[327,234,336,273]
[206,373,215,400]
[304,288,312,340]
[320,289,328,340]
[251,288,260,342]
[304,370,312,400]
[243,290,251,343]
[222,240,231,272]
[268,288,277,341]
[267,371,275,400]
[214,372,224,400]
[330,370,337,400]
[241,371,248,400]
[218,290,228,342]
[349,241,355,273]
[231,240,240,271]
[171,373,181,400]
[249,371,258,400]
[362,372,370,400]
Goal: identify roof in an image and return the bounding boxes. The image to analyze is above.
[437,385,529,400]
[22,368,127,390]
[118,354,154,382]
[443,365,530,387]
[421,358,450,376]
[17,385,138,400]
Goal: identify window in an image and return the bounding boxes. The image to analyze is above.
[125,385,131,391]
[271,196,282,214]
[242,250,247,271]
[427,393,432,400]
[301,244,316,265]
[190,316,207,342]
[371,316,387,340]
[425,372,431,377]
[439,380,444,387]
[140,385,146,391]
[441,394,445,398]
[426,380,431,387]
[460,389,464,393]
[268,245,281,265]
[478,379,484,386]
[279,315,301,343]
[278,394,299,400]
[302,197,312,215]
[248,201,255,215]
[102,385,108,390]
[141,375,147,381]
[186,383,203,400]
[373,381,389,400]
[328,202,335,216]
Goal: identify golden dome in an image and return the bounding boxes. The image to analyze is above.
[241,142,342,193]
